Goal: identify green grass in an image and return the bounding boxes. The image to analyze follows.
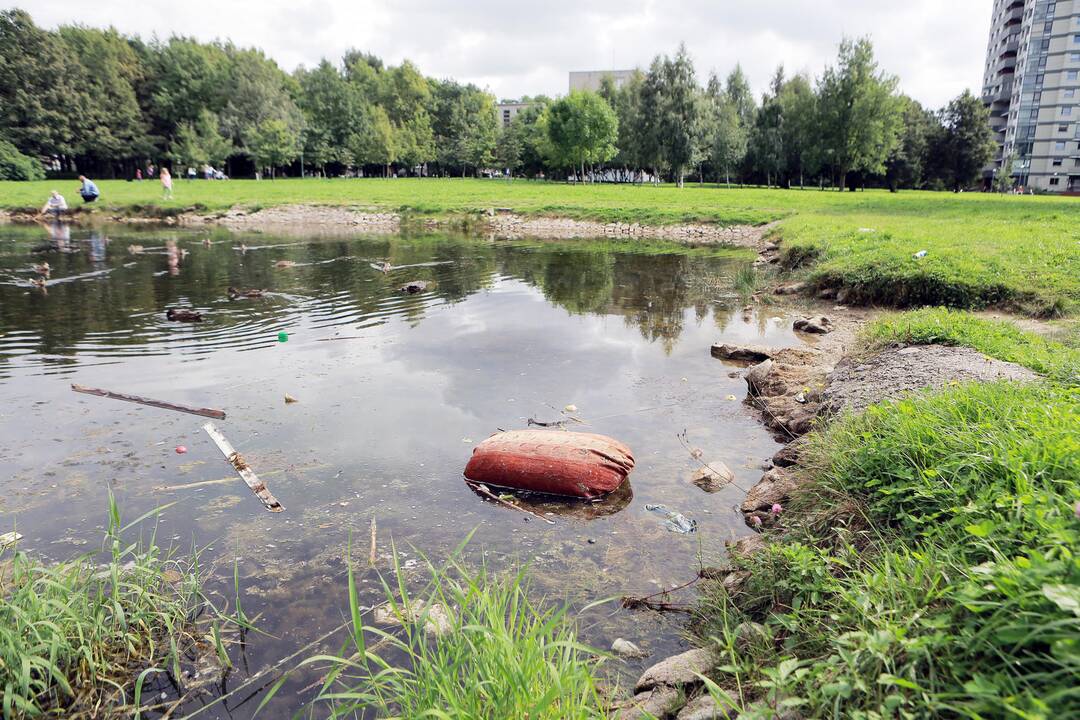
[3,179,1078,315]
[292,544,607,719]
[0,497,210,718]
[696,381,1080,718]
[861,308,1080,384]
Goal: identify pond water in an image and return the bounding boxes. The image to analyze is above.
[0,221,803,717]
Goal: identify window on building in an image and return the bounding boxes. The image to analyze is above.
[1072,53,1080,63]
[1075,35,1080,44]
[1067,89,1077,98]
[1055,140,1067,150]
[1070,71,1080,80]
[1053,158,1063,166]
[1049,177,1060,185]
[1064,107,1074,116]
[1060,124,1070,132]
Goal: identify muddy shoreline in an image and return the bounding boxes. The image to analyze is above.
[0,204,778,248]
[616,304,1044,717]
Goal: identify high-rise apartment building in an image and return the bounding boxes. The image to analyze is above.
[982,0,1080,192]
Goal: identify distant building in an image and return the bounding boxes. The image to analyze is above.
[568,69,635,93]
[982,0,1080,192]
[496,101,535,128]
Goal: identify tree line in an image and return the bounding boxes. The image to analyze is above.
[0,9,995,190]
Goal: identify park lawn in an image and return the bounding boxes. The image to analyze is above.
[2,178,1078,315]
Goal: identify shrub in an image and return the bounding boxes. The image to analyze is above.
[0,140,44,181]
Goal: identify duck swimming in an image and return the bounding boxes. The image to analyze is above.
[227,286,266,299]
[166,308,203,322]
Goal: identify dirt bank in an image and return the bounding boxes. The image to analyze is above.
[485,213,780,247]
[180,204,401,231]
[727,311,1041,528]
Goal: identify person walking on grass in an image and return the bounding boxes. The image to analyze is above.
[39,190,67,219]
[161,167,173,200]
[78,175,99,203]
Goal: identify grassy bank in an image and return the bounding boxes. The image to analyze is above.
[694,313,1080,716]
[0,500,211,718]
[698,378,1080,717]
[3,178,1076,315]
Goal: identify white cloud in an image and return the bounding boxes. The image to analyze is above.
[23,0,990,108]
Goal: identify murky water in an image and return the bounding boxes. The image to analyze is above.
[0,221,801,717]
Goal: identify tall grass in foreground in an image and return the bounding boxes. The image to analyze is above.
[0,496,205,718]
[293,548,607,719]
[696,382,1080,718]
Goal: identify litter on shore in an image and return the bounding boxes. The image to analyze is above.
[71,383,227,419]
[202,422,284,512]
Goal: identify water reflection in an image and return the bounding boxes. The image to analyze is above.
[0,224,758,375]
[0,222,799,718]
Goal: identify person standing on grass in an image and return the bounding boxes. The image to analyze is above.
[39,190,67,218]
[78,175,99,203]
[161,167,173,199]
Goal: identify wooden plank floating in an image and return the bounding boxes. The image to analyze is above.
[201,422,284,512]
[72,384,226,419]
[0,531,23,548]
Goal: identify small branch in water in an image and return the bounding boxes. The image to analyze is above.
[465,480,556,525]
[369,516,377,567]
[621,574,704,613]
[676,430,751,493]
[72,384,226,419]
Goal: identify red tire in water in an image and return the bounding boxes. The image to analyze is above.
[464,430,634,498]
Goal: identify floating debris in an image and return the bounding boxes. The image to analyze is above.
[202,422,283,512]
[645,504,697,534]
[71,383,226,419]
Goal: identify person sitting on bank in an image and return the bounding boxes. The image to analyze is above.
[40,190,68,218]
[78,175,100,203]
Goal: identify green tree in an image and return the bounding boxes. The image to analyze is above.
[994,152,1015,193]
[749,66,785,187]
[778,72,818,187]
[219,47,304,164]
[58,26,152,173]
[709,96,747,186]
[172,109,233,168]
[885,96,936,191]
[816,37,902,190]
[938,89,996,191]
[543,90,618,182]
[350,105,396,176]
[295,59,364,172]
[599,71,646,181]
[247,118,299,177]
[495,125,522,176]
[651,44,700,187]
[0,10,81,159]
[144,37,230,144]
[725,64,757,130]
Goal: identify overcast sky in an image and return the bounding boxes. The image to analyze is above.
[19,0,990,109]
